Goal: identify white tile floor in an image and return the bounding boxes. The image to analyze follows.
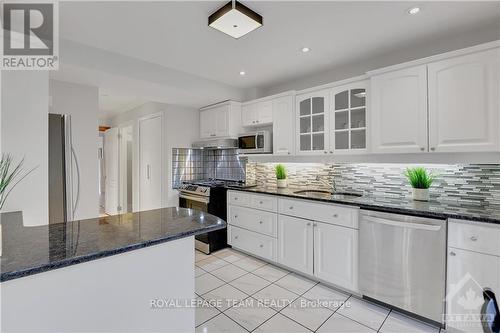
[195,248,443,333]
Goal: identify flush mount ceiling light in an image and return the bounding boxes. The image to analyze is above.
[208,0,263,39]
[301,47,310,53]
[407,6,421,15]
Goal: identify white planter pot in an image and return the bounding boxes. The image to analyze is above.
[277,179,287,188]
[412,188,429,201]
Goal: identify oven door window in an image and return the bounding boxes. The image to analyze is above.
[179,197,208,212]
[239,135,257,149]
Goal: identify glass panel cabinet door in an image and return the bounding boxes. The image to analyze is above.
[331,82,368,153]
[297,91,329,154]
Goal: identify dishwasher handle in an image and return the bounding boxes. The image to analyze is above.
[362,215,442,232]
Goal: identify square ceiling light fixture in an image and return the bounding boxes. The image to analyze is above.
[208,1,263,39]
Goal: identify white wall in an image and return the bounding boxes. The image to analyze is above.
[49,80,99,220]
[107,102,199,210]
[1,71,49,226]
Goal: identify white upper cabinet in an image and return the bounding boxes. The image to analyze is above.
[296,89,330,155]
[242,100,273,127]
[199,101,241,139]
[428,49,500,152]
[273,95,295,155]
[370,65,428,154]
[330,81,368,154]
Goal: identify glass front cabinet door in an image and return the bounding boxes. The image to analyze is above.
[330,81,368,154]
[296,89,330,155]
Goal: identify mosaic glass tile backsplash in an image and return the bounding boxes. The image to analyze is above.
[172,149,246,188]
[245,162,500,206]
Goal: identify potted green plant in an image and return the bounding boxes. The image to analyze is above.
[275,164,287,188]
[404,167,435,201]
[1,154,36,210]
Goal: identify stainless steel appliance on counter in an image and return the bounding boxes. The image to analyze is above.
[359,210,446,325]
[48,114,81,224]
[238,130,272,154]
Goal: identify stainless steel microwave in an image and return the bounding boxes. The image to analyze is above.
[238,131,272,154]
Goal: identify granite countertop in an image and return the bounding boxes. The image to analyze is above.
[0,207,225,282]
[228,185,500,224]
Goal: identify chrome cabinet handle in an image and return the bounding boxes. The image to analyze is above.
[259,221,263,224]
[470,236,478,241]
[289,206,294,210]
[259,201,263,204]
[450,251,456,256]
[420,147,425,151]
[333,214,338,218]
[329,151,333,154]
[306,222,312,226]
[234,197,238,200]
[430,147,436,151]
[234,215,238,218]
[259,244,263,248]
[324,151,327,154]
[147,164,151,180]
[234,236,239,239]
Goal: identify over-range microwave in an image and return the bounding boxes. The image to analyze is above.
[238,130,272,154]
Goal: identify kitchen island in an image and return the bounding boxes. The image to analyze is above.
[1,207,225,332]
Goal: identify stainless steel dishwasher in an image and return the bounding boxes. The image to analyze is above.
[359,210,446,325]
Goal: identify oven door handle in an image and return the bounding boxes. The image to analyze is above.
[179,193,210,204]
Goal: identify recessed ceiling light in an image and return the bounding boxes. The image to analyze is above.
[301,47,310,53]
[408,6,421,15]
[239,71,246,76]
[209,1,263,39]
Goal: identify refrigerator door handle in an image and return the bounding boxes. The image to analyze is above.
[71,147,81,217]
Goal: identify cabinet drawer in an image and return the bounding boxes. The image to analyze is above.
[278,198,359,229]
[250,194,278,212]
[449,219,500,256]
[228,191,251,207]
[228,206,277,237]
[228,226,277,262]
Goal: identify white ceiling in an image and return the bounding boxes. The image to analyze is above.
[59,1,500,91]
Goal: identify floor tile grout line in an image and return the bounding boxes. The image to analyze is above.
[377,309,392,332]
[219,311,253,333]
[334,301,382,332]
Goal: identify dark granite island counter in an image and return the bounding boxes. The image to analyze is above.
[1,207,225,333]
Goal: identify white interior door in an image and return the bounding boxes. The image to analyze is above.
[139,115,163,211]
[104,127,119,215]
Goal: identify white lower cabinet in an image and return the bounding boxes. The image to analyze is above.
[314,222,358,292]
[228,226,277,262]
[277,215,314,275]
[446,220,500,333]
[227,190,359,293]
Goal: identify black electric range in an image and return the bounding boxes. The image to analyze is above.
[178,179,255,254]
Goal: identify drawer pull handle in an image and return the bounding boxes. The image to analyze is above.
[289,206,294,210]
[234,197,238,200]
[333,214,338,218]
[307,222,312,226]
[234,236,239,239]
[259,201,263,204]
[449,251,456,256]
[259,221,263,224]
[470,236,478,241]
[313,223,317,227]
[259,244,264,248]
[234,215,238,218]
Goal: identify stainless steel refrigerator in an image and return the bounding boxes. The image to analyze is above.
[48,114,80,223]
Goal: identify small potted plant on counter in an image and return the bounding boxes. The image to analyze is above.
[275,164,287,188]
[404,167,435,201]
